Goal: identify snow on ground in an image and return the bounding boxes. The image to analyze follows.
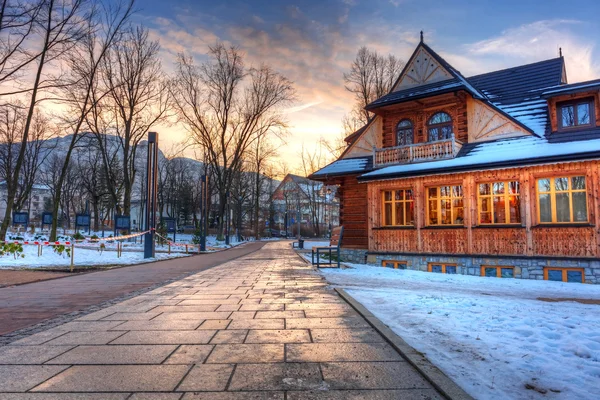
[0,245,189,269]
[322,264,600,400]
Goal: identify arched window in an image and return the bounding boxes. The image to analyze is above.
[396,119,413,146]
[427,112,453,141]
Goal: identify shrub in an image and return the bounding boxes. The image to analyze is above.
[90,234,99,240]
[53,244,71,258]
[0,243,24,259]
[192,227,202,244]
[72,232,85,241]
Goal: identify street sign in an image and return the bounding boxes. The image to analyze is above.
[12,212,29,227]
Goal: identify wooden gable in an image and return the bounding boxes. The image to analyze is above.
[467,98,531,142]
[393,46,453,92]
[343,117,382,158]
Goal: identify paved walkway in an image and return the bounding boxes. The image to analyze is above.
[0,242,443,399]
[0,242,266,336]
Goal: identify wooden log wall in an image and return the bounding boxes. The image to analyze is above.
[338,175,368,249]
[367,160,600,258]
[379,91,468,147]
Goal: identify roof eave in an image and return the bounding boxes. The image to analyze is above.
[357,151,600,182]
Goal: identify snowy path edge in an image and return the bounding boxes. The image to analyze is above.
[334,287,474,400]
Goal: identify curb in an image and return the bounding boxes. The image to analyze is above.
[335,287,474,400]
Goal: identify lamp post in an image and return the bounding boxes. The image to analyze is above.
[144,132,158,259]
[225,191,230,245]
[327,188,332,238]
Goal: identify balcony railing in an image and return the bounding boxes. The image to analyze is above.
[373,135,463,167]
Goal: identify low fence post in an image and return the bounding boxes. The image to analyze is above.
[168,242,171,255]
[38,244,41,257]
[70,243,74,272]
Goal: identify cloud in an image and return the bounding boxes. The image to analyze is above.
[456,20,599,82]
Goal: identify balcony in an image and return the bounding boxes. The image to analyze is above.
[373,135,463,167]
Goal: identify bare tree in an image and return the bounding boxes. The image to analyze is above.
[0,0,92,239]
[47,0,134,240]
[343,46,404,129]
[171,43,296,236]
[88,24,169,216]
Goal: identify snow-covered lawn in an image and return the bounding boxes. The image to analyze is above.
[0,245,190,269]
[322,264,600,400]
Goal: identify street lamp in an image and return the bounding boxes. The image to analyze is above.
[326,188,332,238]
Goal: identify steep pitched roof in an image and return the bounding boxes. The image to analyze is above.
[366,42,485,110]
[310,156,373,180]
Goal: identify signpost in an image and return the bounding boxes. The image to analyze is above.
[114,215,131,235]
[41,212,52,230]
[161,217,176,242]
[12,212,29,228]
[75,214,91,234]
[144,132,158,259]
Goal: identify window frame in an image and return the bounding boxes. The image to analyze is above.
[557,98,595,131]
[543,267,585,283]
[477,181,521,225]
[426,185,464,226]
[396,119,414,146]
[480,265,515,278]
[427,263,458,274]
[381,189,415,227]
[427,112,453,142]
[381,260,407,269]
[536,176,588,224]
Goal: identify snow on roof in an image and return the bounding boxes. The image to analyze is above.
[360,135,600,180]
[494,99,548,136]
[311,157,371,178]
[541,79,600,96]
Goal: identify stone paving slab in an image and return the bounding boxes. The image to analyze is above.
[0,241,449,398]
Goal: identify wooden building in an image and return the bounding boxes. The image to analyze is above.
[311,37,600,284]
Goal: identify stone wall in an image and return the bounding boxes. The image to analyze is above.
[365,253,600,284]
[339,248,368,264]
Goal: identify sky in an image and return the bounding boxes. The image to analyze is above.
[136,0,600,171]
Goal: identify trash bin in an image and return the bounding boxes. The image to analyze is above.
[298,239,304,249]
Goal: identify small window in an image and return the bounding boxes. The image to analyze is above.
[478,181,521,224]
[558,98,594,130]
[481,266,514,278]
[427,112,453,141]
[428,263,457,274]
[544,267,585,283]
[382,260,407,269]
[396,119,413,146]
[537,176,587,223]
[382,189,414,226]
[427,185,463,225]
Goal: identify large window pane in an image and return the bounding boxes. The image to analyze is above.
[384,191,392,201]
[446,266,457,274]
[508,181,520,194]
[539,194,552,222]
[561,105,575,127]
[405,202,414,225]
[395,203,405,225]
[555,193,570,222]
[441,200,451,224]
[493,196,506,223]
[453,199,464,224]
[384,203,392,225]
[572,192,588,222]
[431,265,442,273]
[428,200,438,224]
[493,182,505,195]
[547,270,563,281]
[566,270,583,283]
[509,195,521,223]
[577,103,590,125]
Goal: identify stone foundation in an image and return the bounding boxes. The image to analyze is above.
[339,248,368,264]
[364,252,600,284]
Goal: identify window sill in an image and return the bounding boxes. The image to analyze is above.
[422,225,466,229]
[373,226,416,230]
[532,223,594,229]
[473,224,524,229]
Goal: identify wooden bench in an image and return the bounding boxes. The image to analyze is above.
[311,226,344,268]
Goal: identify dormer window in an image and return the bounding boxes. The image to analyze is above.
[558,98,594,130]
[427,112,453,141]
[396,119,413,146]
